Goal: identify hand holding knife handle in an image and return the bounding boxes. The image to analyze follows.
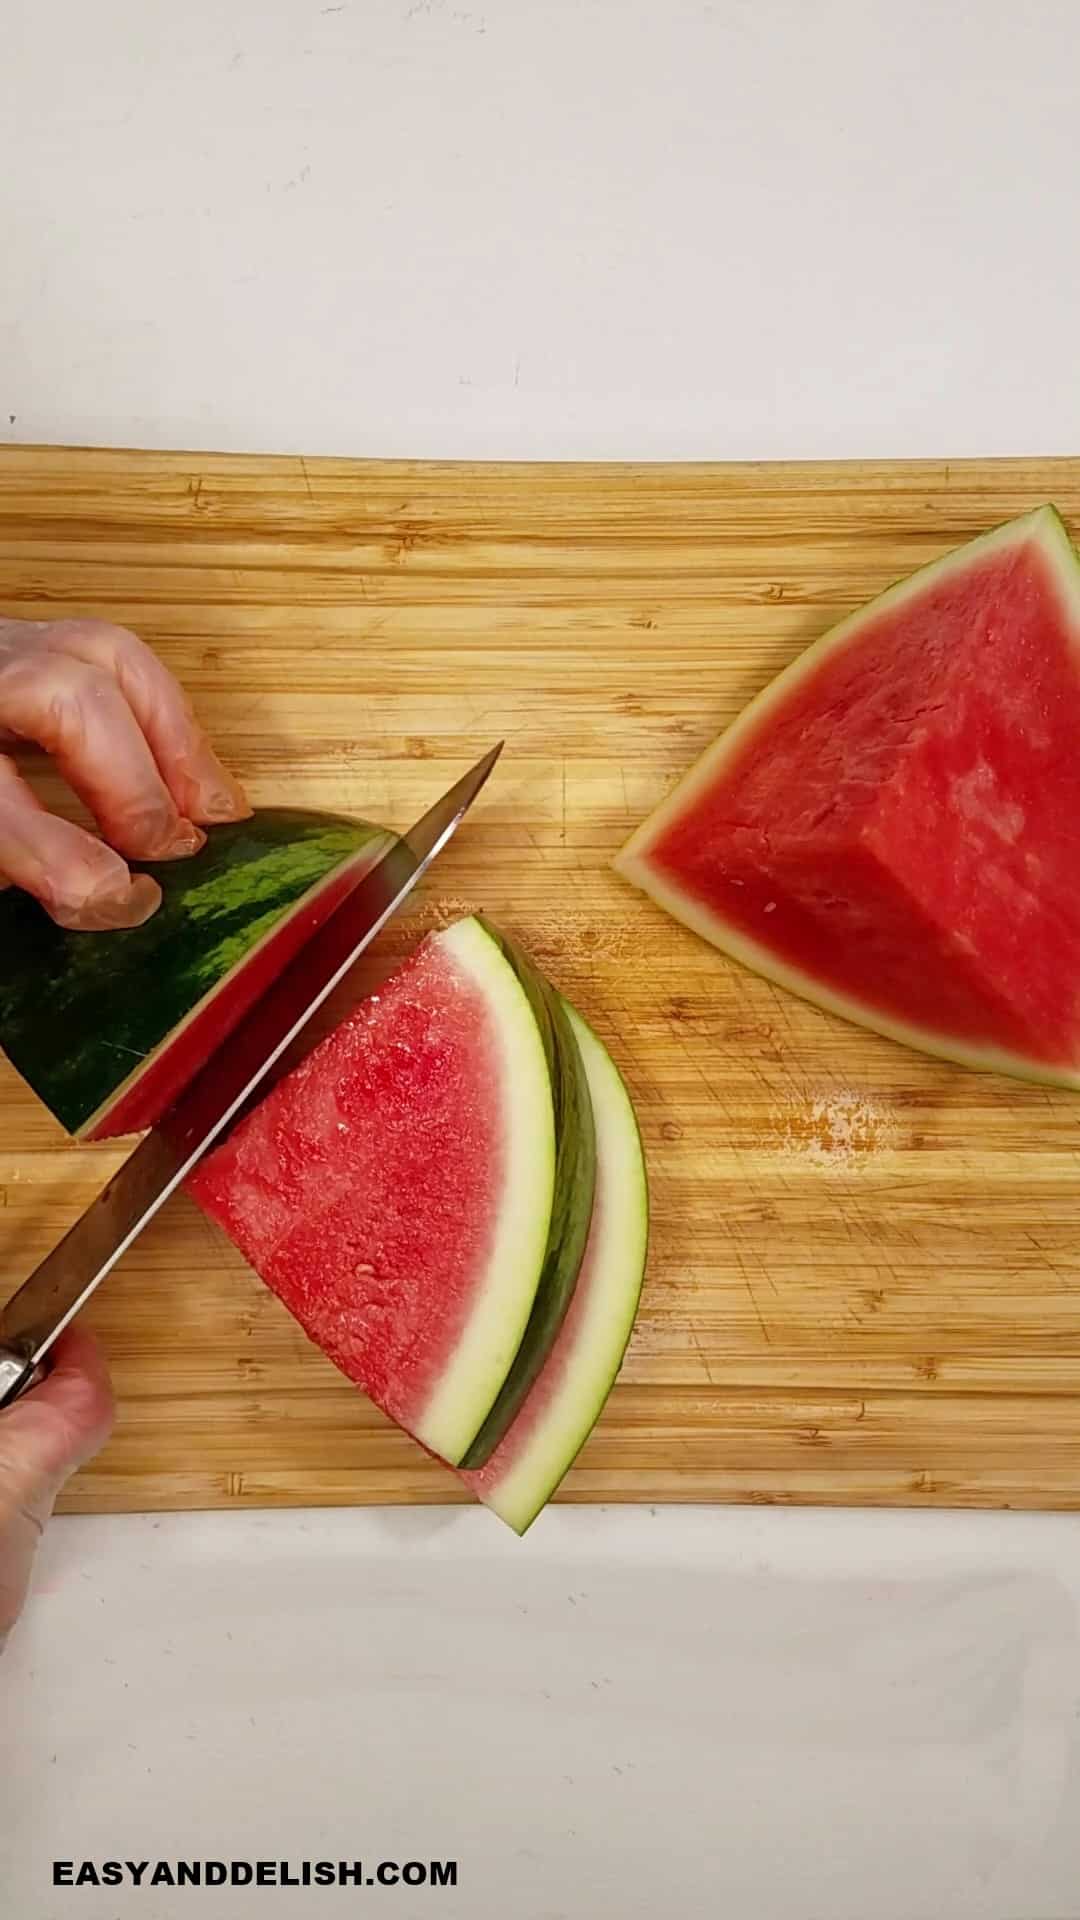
[0,1347,42,1406]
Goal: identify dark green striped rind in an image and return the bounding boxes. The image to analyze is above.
[0,808,389,1137]
[458,916,597,1471]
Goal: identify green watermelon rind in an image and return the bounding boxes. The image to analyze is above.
[413,915,563,1466]
[456,921,597,1472]
[0,809,393,1138]
[614,503,1080,1089]
[462,1000,648,1533]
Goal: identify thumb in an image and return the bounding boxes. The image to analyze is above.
[0,1326,114,1642]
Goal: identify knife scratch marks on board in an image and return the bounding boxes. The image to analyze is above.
[731,1244,773,1347]
[604,991,665,1113]
[665,1018,726,1116]
[689,1327,716,1386]
[191,1205,226,1263]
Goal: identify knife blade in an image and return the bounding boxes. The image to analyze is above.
[0,743,502,1409]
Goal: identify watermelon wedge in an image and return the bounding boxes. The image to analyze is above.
[615,505,1080,1086]
[459,1003,648,1533]
[0,809,393,1139]
[190,916,597,1467]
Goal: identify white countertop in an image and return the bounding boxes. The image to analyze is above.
[5,0,1080,463]
[6,1506,1080,1920]
[3,3,1080,1914]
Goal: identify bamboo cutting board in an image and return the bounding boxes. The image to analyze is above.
[2,446,1080,1516]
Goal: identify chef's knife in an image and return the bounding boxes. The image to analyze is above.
[0,743,502,1409]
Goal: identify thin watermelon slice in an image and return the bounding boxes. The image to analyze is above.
[458,924,596,1470]
[0,809,393,1139]
[615,505,1080,1086]
[459,1002,648,1533]
[190,916,596,1467]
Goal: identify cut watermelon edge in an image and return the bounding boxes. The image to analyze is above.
[78,822,396,1141]
[613,502,1080,1088]
[617,505,1073,880]
[614,845,1080,1089]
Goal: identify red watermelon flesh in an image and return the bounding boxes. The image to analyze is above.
[615,506,1080,1084]
[189,916,573,1466]
[95,838,384,1139]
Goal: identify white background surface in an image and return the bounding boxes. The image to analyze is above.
[6,1507,1080,1920]
[3,3,1080,1915]
[5,0,1080,462]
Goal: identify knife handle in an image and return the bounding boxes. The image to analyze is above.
[0,1346,45,1411]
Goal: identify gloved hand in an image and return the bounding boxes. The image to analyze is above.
[0,1327,114,1648]
[0,617,250,929]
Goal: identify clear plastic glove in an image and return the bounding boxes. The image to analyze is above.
[0,1327,114,1649]
[0,617,250,929]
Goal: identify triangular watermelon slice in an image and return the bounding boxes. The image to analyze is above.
[190,916,597,1467]
[0,808,393,1138]
[615,505,1080,1086]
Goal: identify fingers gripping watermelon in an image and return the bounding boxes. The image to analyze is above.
[190,916,599,1468]
[0,809,394,1139]
[616,505,1080,1087]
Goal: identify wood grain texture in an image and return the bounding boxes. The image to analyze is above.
[2,446,1080,1515]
